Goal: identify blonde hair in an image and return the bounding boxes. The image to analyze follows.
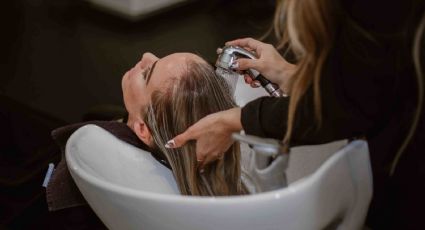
[144,61,246,196]
[273,0,340,145]
[390,11,425,175]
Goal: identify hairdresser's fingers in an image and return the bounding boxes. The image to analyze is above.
[167,127,197,148]
[168,108,242,170]
[244,75,253,84]
[243,75,260,88]
[197,154,208,169]
[196,155,205,168]
[199,151,223,169]
[195,132,233,169]
[242,73,261,87]
[197,158,204,163]
[225,37,264,53]
[235,58,263,72]
[217,152,225,159]
[196,148,220,169]
[250,80,261,88]
[203,154,217,166]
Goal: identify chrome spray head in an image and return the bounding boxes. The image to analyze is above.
[215,46,286,97]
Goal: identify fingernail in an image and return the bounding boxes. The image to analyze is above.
[216,48,223,54]
[231,61,239,69]
[253,81,261,87]
[164,139,175,148]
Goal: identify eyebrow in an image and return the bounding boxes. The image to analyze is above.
[145,60,158,86]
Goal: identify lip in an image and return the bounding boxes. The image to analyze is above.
[122,71,129,83]
[125,66,138,81]
[122,66,135,87]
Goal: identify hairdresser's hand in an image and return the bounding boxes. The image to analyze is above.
[226,37,296,91]
[165,108,242,169]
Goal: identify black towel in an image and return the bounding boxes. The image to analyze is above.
[46,120,170,211]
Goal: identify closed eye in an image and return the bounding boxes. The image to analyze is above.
[142,68,149,80]
[145,61,158,85]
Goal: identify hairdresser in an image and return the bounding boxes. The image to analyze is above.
[168,0,425,228]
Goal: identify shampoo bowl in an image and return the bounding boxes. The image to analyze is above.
[66,125,372,230]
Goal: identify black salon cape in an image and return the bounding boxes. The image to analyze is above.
[46,121,169,211]
[240,0,425,229]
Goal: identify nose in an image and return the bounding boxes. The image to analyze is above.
[139,52,159,68]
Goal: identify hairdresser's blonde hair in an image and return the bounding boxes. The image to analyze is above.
[275,0,424,164]
[273,0,339,145]
[144,61,246,196]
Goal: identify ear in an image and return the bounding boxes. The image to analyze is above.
[133,120,154,147]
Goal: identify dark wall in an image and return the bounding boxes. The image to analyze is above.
[1,0,275,123]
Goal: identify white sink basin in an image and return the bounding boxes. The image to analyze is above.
[66,124,372,230]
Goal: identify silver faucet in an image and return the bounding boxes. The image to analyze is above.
[233,133,290,193]
[215,46,286,97]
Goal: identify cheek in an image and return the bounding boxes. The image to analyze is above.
[122,74,134,106]
[126,80,148,113]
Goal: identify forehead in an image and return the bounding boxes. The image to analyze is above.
[148,53,205,90]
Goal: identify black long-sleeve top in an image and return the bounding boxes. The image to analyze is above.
[240,0,424,228]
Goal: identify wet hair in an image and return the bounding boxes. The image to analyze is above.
[143,61,247,196]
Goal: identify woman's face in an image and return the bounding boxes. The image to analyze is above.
[122,52,158,126]
[122,52,205,128]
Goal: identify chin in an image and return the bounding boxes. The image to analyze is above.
[121,73,128,91]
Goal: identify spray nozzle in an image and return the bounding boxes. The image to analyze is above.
[215,46,287,97]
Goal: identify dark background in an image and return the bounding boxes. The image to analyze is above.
[1,0,276,123]
[1,0,424,229]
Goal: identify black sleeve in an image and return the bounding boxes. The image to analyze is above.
[241,81,372,147]
[241,96,288,140]
[241,46,375,147]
